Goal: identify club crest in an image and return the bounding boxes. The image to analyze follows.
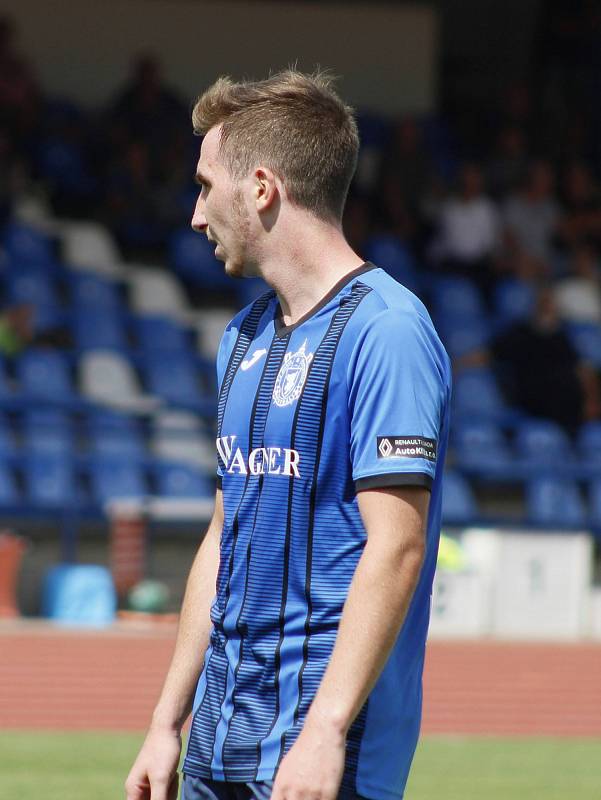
[273,339,313,407]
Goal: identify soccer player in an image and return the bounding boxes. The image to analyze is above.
[125,70,451,800]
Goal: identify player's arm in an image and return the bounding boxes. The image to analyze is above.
[271,484,428,800]
[125,489,223,800]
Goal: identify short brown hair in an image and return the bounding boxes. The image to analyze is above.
[192,69,359,222]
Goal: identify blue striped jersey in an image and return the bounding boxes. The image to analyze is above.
[183,263,451,799]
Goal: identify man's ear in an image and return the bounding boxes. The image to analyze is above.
[254,167,279,211]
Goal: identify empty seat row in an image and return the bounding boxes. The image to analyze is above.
[442,470,601,531]
[451,418,601,479]
[0,456,214,510]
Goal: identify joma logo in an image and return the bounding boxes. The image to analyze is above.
[216,435,301,477]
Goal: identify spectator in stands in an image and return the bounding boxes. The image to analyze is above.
[0,304,71,357]
[431,162,501,301]
[0,15,41,145]
[459,285,601,430]
[379,117,431,207]
[557,161,601,250]
[502,160,560,266]
[554,243,601,323]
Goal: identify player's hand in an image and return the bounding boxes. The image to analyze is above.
[125,724,182,800]
[271,712,346,800]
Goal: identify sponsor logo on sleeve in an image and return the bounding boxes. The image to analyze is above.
[377,436,437,462]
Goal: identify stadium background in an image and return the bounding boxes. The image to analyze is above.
[0,1,600,798]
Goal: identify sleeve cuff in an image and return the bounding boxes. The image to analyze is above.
[355,471,433,492]
[216,475,223,489]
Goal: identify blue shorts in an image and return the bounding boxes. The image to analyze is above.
[182,774,367,800]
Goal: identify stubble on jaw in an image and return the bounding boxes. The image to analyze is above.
[226,184,253,279]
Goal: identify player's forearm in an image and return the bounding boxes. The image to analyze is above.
[307,491,427,735]
[151,501,222,733]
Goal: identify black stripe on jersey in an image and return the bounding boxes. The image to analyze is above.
[187,292,278,774]
[356,471,434,491]
[254,280,374,775]
[219,332,291,779]
[216,291,274,437]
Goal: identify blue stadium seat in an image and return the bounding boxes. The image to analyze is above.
[436,316,492,359]
[0,414,16,457]
[493,279,536,329]
[577,422,601,477]
[589,479,601,532]
[452,368,509,422]
[17,349,74,404]
[89,457,147,505]
[441,470,478,525]
[23,409,74,457]
[364,235,420,293]
[134,316,190,352]
[153,462,213,499]
[36,138,96,197]
[3,222,56,268]
[514,419,574,475]
[526,477,587,528]
[168,228,231,289]
[24,454,76,508]
[431,277,485,319]
[69,273,123,311]
[6,270,59,307]
[86,410,146,460]
[236,277,271,308]
[73,309,128,351]
[566,322,601,368]
[143,354,213,414]
[0,460,19,506]
[452,419,514,479]
[0,358,13,402]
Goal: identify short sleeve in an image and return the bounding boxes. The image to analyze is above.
[347,308,447,492]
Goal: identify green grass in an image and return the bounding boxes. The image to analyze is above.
[1,732,600,799]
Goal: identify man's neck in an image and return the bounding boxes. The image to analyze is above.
[257,212,365,326]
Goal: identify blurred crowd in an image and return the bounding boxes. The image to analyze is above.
[2,10,601,435]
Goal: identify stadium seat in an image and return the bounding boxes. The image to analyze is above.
[526,477,587,528]
[23,409,74,457]
[69,273,123,312]
[143,355,213,414]
[589,479,601,532]
[133,316,190,353]
[493,279,536,329]
[17,349,74,404]
[3,222,57,268]
[6,270,59,308]
[0,414,16,457]
[36,138,96,199]
[0,461,19,506]
[24,454,76,508]
[236,277,271,308]
[436,316,492,359]
[168,227,231,289]
[151,410,215,471]
[72,309,128,351]
[441,470,478,525]
[576,422,601,477]
[88,456,147,506]
[514,419,574,475]
[430,277,485,320]
[79,350,158,412]
[364,235,420,293]
[60,220,123,277]
[86,410,146,460]
[452,419,514,479]
[153,461,213,499]
[452,368,510,422]
[566,321,601,369]
[128,267,190,320]
[193,308,236,359]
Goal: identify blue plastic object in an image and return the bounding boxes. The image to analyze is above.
[143,355,206,410]
[441,470,478,524]
[24,454,76,507]
[3,222,56,267]
[89,457,147,505]
[7,270,59,307]
[23,409,73,456]
[566,322,601,368]
[154,462,213,498]
[0,461,19,505]
[87,411,145,459]
[17,349,73,403]
[364,235,420,293]
[73,309,128,351]
[494,279,536,328]
[514,419,574,473]
[452,368,508,421]
[431,277,485,319]
[526,477,587,528]
[69,273,123,311]
[42,564,116,627]
[452,420,514,479]
[168,228,231,288]
[134,316,189,352]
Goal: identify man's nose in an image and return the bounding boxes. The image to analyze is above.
[191,196,207,233]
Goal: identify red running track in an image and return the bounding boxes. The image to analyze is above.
[1,622,600,735]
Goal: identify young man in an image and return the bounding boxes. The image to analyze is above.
[125,70,451,800]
